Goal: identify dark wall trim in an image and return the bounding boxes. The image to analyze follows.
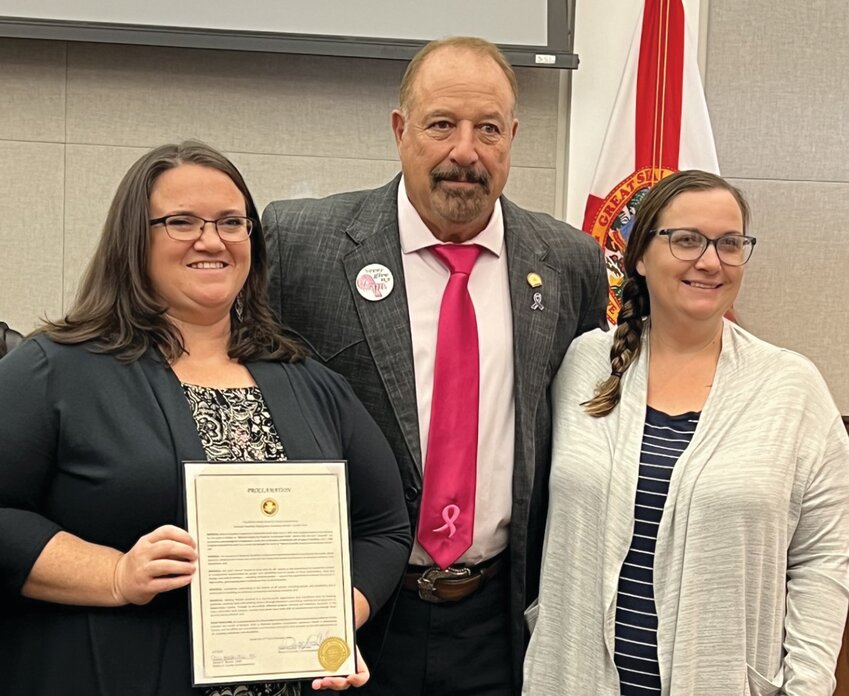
[0,17,580,69]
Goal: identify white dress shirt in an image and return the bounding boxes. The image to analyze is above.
[397,177,515,566]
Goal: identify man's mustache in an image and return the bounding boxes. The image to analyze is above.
[430,167,491,193]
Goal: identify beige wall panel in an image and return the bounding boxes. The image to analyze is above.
[228,153,402,213]
[0,142,65,333]
[503,167,557,216]
[0,38,66,143]
[65,43,556,171]
[512,66,561,169]
[62,144,149,308]
[730,178,848,413]
[66,43,403,161]
[706,1,849,182]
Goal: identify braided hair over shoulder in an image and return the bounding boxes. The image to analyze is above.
[581,170,750,417]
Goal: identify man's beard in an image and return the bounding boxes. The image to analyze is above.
[429,166,492,224]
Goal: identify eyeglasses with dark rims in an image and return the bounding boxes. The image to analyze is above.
[650,228,757,266]
[149,214,254,243]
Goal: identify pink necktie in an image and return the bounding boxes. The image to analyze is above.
[417,244,482,569]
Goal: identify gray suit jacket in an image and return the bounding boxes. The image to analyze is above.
[262,175,608,692]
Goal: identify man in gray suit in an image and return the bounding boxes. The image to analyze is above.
[263,36,607,696]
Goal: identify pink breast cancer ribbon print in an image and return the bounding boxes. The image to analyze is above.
[356,273,382,298]
[433,503,461,537]
[417,244,481,569]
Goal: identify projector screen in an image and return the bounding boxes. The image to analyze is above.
[0,0,578,68]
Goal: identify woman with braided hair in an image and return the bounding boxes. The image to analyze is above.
[523,170,849,696]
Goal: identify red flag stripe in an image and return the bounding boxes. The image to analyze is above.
[636,0,685,179]
[581,0,718,324]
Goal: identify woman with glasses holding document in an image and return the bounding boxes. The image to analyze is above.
[0,142,410,696]
[524,170,849,696]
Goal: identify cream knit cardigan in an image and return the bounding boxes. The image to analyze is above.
[523,321,849,696]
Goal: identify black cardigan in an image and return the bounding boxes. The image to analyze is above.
[0,336,410,695]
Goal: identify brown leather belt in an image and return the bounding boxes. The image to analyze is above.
[402,554,505,603]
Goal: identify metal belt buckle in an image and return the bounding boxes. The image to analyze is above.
[416,566,472,603]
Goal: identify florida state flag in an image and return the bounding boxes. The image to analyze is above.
[582,0,720,325]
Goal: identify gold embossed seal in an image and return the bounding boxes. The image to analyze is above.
[318,637,350,671]
[261,498,278,516]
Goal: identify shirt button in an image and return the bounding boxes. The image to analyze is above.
[404,487,419,502]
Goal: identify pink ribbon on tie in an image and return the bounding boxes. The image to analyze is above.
[416,244,481,569]
[432,504,461,538]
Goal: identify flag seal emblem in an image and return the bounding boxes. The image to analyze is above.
[588,166,674,324]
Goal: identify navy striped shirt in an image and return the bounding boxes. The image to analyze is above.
[614,406,700,695]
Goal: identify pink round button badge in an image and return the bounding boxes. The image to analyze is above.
[355,264,394,301]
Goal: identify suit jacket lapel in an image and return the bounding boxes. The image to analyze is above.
[503,202,561,501]
[248,361,324,459]
[341,179,422,475]
[137,350,206,522]
[138,350,205,463]
[504,202,560,416]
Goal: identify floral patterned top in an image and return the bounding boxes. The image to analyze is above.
[183,383,300,696]
[183,384,287,463]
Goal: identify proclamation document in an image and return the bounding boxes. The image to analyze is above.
[184,461,356,686]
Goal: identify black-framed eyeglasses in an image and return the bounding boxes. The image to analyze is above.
[149,214,254,243]
[651,228,757,266]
